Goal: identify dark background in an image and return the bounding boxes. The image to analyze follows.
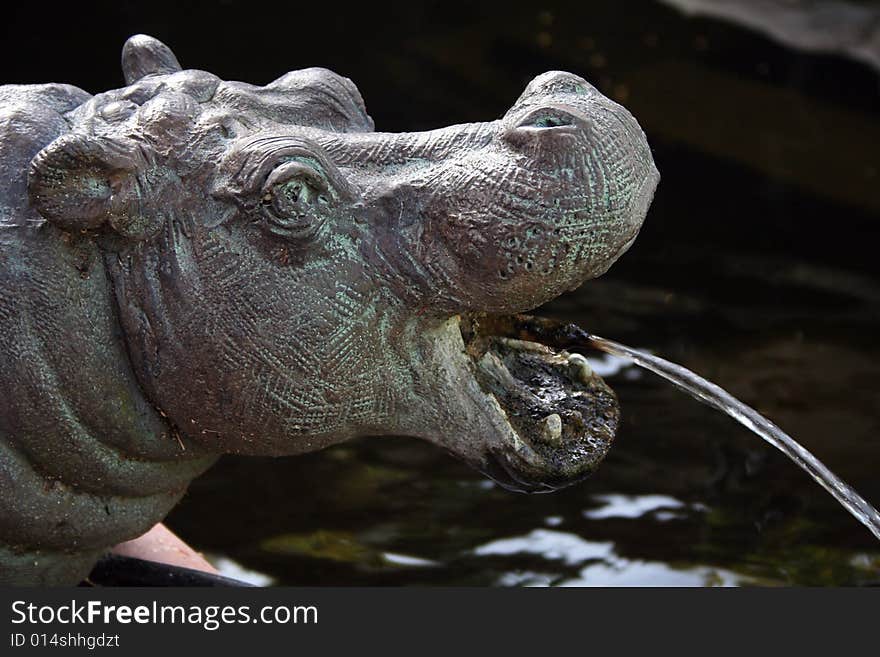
[4,1,879,585]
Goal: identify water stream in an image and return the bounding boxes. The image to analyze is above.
[577,332,880,542]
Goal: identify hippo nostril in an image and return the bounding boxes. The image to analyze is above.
[514,108,580,133]
[504,104,589,149]
[515,103,590,130]
[529,115,571,129]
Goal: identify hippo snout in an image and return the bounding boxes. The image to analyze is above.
[508,72,658,258]
[407,71,658,315]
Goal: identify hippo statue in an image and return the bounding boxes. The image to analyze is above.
[0,35,658,585]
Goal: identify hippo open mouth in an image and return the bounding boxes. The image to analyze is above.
[455,314,619,493]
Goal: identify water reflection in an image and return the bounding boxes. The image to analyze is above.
[475,529,744,586]
[476,529,615,566]
[211,557,275,587]
[381,553,440,568]
[583,493,706,520]
[561,561,742,587]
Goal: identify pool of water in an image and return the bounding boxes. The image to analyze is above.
[160,0,880,585]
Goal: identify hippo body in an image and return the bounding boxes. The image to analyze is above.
[0,36,658,585]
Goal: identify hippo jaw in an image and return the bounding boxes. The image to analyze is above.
[466,316,620,492]
[397,314,619,493]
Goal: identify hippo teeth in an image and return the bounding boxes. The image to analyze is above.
[460,314,620,491]
[538,413,563,446]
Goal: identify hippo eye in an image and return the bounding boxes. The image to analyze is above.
[259,159,330,240]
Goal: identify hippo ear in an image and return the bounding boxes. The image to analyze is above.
[121,34,182,85]
[28,133,156,239]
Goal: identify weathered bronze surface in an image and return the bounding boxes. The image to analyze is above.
[0,35,657,584]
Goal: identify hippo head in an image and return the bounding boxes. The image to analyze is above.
[28,36,658,492]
